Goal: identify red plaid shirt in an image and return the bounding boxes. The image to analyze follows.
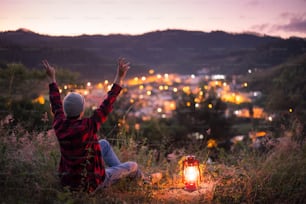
[49,82,122,192]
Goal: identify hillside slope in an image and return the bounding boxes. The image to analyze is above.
[1,29,305,80]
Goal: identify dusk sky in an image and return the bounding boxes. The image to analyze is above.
[1,0,306,38]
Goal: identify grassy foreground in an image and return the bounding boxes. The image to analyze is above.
[0,123,306,204]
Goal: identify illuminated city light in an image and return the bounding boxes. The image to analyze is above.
[236,95,241,103]
[193,87,201,95]
[174,75,182,83]
[234,107,266,118]
[146,85,153,91]
[183,86,191,94]
[211,74,225,80]
[62,69,267,121]
[170,102,176,110]
[32,95,45,104]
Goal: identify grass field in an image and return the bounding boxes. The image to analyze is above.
[1,122,306,204]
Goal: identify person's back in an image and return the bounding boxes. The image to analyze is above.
[55,117,105,192]
[49,77,122,192]
[43,59,140,193]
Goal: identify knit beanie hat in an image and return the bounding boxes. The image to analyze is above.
[63,92,85,117]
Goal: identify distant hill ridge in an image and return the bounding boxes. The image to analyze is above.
[1,28,305,81]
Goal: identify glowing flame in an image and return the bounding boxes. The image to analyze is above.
[184,166,199,182]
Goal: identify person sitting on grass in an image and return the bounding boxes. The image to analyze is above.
[43,58,146,193]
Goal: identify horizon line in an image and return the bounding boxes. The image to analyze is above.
[0,27,295,39]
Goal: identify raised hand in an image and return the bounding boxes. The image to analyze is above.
[42,59,56,83]
[114,58,130,85]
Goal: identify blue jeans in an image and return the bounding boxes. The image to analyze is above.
[98,139,143,188]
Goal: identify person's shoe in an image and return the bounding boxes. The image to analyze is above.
[143,172,162,185]
[151,172,162,184]
[142,174,152,185]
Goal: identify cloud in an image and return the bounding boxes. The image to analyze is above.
[250,13,306,35]
[250,23,270,31]
[276,14,306,32]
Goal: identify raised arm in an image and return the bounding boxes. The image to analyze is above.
[91,58,130,131]
[42,60,65,123]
